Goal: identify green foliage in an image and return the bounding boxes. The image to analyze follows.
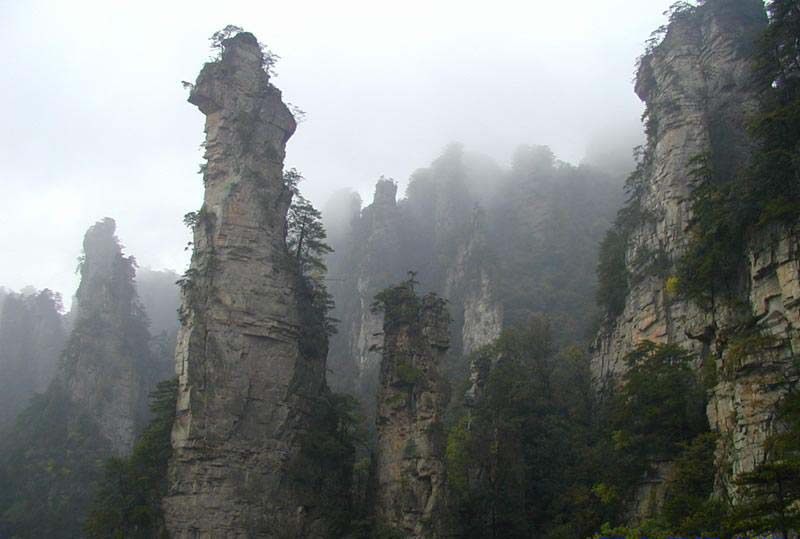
[371,272,422,326]
[290,392,365,536]
[445,417,471,497]
[584,342,711,534]
[84,379,178,538]
[0,385,109,538]
[445,320,601,538]
[677,154,746,308]
[596,228,629,318]
[678,2,800,308]
[209,25,279,76]
[595,146,653,320]
[395,362,423,386]
[288,194,333,274]
[660,433,727,536]
[285,169,338,338]
[748,0,800,224]
[609,341,707,461]
[209,24,243,52]
[722,329,780,379]
[592,520,673,539]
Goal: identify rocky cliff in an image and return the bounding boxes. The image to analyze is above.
[591,0,800,513]
[163,32,334,538]
[593,0,767,384]
[373,281,450,538]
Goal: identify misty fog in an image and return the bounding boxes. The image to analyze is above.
[0,0,670,304]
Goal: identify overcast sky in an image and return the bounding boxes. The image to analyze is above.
[0,0,674,305]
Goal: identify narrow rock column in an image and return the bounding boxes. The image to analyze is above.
[374,283,450,538]
[64,217,153,455]
[164,32,329,537]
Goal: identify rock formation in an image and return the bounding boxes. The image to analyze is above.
[0,217,159,537]
[164,32,333,537]
[591,0,800,515]
[326,144,620,409]
[328,177,406,397]
[374,281,450,538]
[64,217,156,454]
[592,0,766,382]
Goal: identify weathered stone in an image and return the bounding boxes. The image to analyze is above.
[374,287,450,538]
[593,0,767,386]
[163,32,330,538]
[591,0,800,515]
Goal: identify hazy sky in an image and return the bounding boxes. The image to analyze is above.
[1,0,673,304]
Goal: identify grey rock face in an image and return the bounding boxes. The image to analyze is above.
[375,291,450,538]
[592,0,767,387]
[163,32,330,538]
[591,0,800,514]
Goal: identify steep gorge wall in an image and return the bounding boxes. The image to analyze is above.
[163,32,332,538]
[591,0,800,513]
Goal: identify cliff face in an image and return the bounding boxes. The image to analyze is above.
[709,223,800,492]
[374,285,450,538]
[591,0,800,512]
[592,0,766,382]
[164,32,332,537]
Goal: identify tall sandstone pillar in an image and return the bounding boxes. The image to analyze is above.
[374,283,450,538]
[164,32,329,537]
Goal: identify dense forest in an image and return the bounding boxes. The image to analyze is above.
[1,0,799,538]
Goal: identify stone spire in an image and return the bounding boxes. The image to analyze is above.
[64,217,153,454]
[164,32,330,537]
[374,281,450,538]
